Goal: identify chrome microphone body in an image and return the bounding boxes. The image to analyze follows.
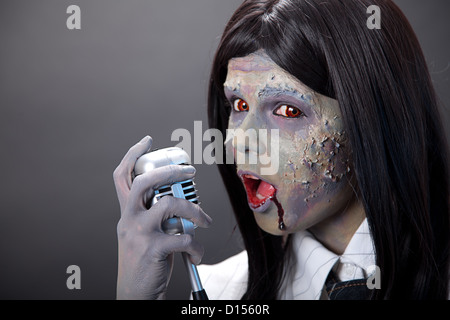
[133,147,208,300]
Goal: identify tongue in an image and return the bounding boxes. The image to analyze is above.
[256,180,276,199]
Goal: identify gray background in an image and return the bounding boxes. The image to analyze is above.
[0,0,448,299]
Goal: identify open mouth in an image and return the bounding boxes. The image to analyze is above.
[240,172,276,212]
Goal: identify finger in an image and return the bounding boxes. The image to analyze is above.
[158,233,205,265]
[149,196,212,229]
[128,164,197,212]
[113,136,152,204]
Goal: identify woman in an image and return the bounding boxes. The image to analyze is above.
[113,0,449,299]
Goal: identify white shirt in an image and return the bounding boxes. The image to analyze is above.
[197,218,376,300]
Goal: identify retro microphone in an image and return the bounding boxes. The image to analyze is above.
[133,147,208,300]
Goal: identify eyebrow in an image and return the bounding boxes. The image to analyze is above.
[224,85,307,101]
[257,86,306,100]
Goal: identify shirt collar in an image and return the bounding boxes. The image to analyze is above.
[279,218,376,300]
[334,218,376,281]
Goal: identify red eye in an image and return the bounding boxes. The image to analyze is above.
[273,104,304,118]
[233,98,249,112]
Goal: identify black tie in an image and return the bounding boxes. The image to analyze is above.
[325,271,373,300]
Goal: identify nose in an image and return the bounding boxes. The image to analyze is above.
[230,113,268,165]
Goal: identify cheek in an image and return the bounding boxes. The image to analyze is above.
[281,129,350,183]
[301,130,350,184]
[278,127,352,225]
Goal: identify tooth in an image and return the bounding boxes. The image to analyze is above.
[245,174,259,180]
[256,193,266,200]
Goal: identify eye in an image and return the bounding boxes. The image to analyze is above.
[273,104,304,118]
[233,98,249,112]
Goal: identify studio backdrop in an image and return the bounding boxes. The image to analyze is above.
[0,0,448,299]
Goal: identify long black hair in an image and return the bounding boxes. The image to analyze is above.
[207,0,449,299]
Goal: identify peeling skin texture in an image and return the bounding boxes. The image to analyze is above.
[224,50,365,253]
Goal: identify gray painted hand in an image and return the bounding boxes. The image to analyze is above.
[113,136,212,300]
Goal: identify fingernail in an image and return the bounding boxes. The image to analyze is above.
[139,135,151,144]
[182,166,196,174]
[192,255,202,265]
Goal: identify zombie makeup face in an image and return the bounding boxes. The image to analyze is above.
[224,50,355,236]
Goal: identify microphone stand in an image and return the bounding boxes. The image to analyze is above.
[163,216,208,300]
[180,218,208,300]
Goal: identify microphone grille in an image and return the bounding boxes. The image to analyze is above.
[153,179,199,205]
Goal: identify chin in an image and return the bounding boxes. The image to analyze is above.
[252,209,285,236]
[253,211,305,236]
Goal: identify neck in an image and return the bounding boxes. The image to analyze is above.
[309,196,366,255]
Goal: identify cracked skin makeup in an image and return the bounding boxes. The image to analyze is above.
[224,50,365,252]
